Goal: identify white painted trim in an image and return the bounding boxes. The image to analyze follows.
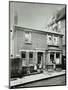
[19,49,45,52]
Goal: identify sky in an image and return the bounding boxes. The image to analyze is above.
[10,2,65,30]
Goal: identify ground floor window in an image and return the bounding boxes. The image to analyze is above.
[21,51,26,66]
[21,51,26,58]
[49,52,61,64]
[56,53,60,58]
[29,52,33,64]
[29,52,33,58]
[56,52,60,64]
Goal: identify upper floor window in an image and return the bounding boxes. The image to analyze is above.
[47,34,59,46]
[25,32,32,44]
[53,36,59,46]
[47,35,52,45]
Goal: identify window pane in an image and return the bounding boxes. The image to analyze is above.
[25,32,31,43]
[47,35,52,45]
[56,53,60,64]
[21,52,26,58]
[56,53,60,58]
[53,36,58,45]
[29,52,33,58]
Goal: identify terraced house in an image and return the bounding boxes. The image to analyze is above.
[9,2,66,78]
[11,22,64,76]
[46,7,66,69]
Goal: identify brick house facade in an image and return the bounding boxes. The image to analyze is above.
[11,25,63,74]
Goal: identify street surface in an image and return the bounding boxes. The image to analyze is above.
[15,75,66,88]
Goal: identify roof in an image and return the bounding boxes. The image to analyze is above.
[14,25,64,36]
[56,7,66,21]
[47,7,66,26]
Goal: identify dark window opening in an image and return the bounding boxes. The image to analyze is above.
[37,52,43,64]
[56,53,60,58]
[29,52,33,58]
[21,52,26,58]
[50,52,54,63]
[50,52,54,59]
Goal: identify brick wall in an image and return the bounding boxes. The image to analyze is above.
[13,29,47,57]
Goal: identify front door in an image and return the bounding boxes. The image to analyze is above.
[50,52,54,63]
[50,52,56,70]
[37,52,43,69]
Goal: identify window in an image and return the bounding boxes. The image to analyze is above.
[56,53,60,64]
[56,53,60,58]
[29,52,33,64]
[29,52,33,58]
[21,51,26,58]
[21,51,26,66]
[53,36,58,45]
[25,32,32,43]
[47,35,52,45]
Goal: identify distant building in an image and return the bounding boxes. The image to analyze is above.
[56,7,66,57]
[46,7,66,57]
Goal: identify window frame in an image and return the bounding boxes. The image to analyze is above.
[21,51,26,59]
[29,52,33,59]
[53,35,59,46]
[25,31,32,44]
[47,34,53,45]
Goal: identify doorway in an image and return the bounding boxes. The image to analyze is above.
[50,52,54,63]
[37,52,43,69]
